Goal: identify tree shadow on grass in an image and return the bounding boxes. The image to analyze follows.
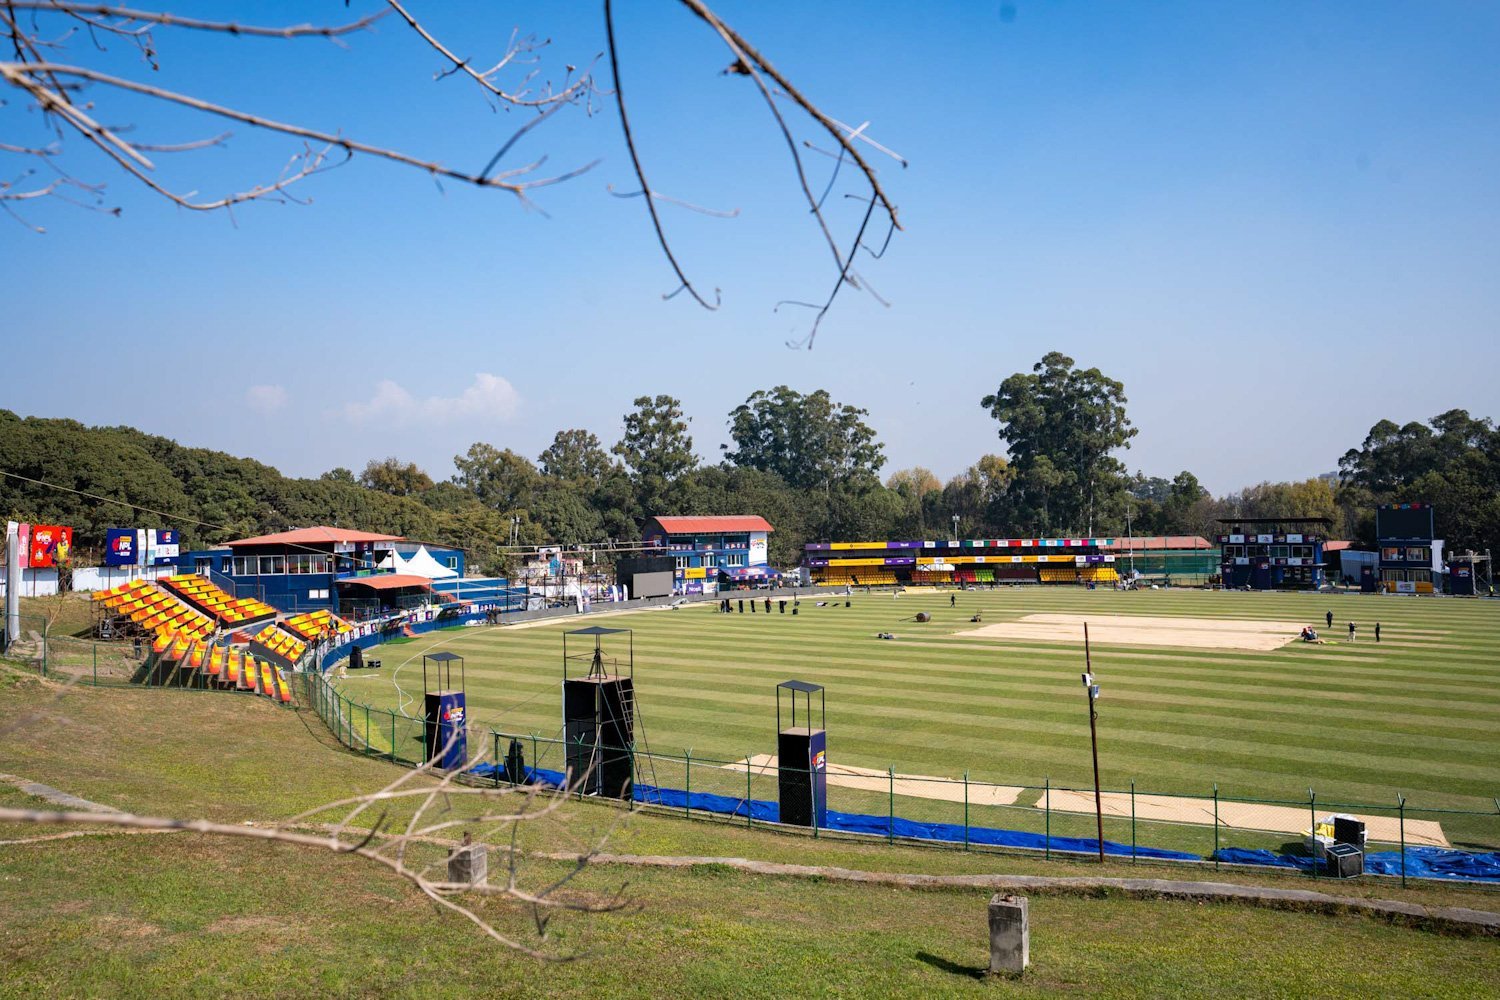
[915,950,987,980]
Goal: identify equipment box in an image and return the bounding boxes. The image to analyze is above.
[1325,842,1363,878]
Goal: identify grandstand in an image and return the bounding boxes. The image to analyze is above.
[805,537,1119,586]
[90,574,303,705]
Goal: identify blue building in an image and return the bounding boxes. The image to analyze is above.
[1376,502,1442,594]
[641,515,775,593]
[179,526,467,617]
[1216,517,1328,590]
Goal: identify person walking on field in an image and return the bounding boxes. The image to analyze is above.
[1347,621,1357,642]
[1375,622,1381,643]
[950,593,957,608]
[1326,610,1334,629]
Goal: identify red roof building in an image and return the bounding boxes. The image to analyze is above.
[645,515,774,535]
[225,527,405,547]
[642,515,776,592]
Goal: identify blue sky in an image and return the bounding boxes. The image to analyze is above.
[4,1,1497,494]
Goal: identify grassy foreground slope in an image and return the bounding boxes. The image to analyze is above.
[1,669,1497,998]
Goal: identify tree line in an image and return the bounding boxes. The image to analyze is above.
[3,354,1495,573]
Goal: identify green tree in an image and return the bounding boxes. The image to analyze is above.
[981,352,1136,535]
[612,395,696,516]
[452,443,541,512]
[723,386,885,493]
[538,429,614,488]
[358,457,434,497]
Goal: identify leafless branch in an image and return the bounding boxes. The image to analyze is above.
[384,0,596,109]
[5,2,389,40]
[603,0,720,310]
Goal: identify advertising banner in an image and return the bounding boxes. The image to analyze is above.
[28,525,72,568]
[146,529,180,566]
[104,528,138,566]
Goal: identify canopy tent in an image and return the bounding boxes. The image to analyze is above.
[373,546,458,580]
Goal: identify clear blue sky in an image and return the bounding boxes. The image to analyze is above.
[5,1,1497,494]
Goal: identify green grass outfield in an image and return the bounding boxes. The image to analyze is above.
[3,671,1498,997]
[334,588,1500,852]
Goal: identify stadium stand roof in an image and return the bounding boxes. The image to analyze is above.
[226,526,405,547]
[1098,535,1212,551]
[337,574,433,591]
[647,515,774,534]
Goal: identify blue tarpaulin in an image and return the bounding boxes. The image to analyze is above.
[1212,846,1500,882]
[467,762,1198,861]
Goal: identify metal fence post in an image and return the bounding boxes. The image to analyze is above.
[888,764,895,845]
[1045,778,1051,861]
[963,770,970,851]
[1309,788,1317,881]
[1130,779,1137,864]
[746,753,753,830]
[1398,794,1406,889]
[364,703,371,755]
[1213,784,1220,870]
[391,711,397,764]
[92,643,97,686]
[494,732,501,788]
[684,749,692,819]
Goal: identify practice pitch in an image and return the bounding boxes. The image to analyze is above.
[956,612,1309,650]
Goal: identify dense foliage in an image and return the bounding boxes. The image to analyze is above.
[2,376,1495,571]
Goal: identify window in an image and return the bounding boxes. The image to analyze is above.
[701,555,716,570]
[446,557,458,570]
[232,556,254,576]
[1271,546,1288,559]
[195,558,212,576]
[258,554,286,575]
[1382,547,1401,561]
[309,588,329,601]
[727,553,745,568]
[674,556,689,570]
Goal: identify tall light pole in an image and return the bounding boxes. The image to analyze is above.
[951,514,959,542]
[1081,622,1104,864]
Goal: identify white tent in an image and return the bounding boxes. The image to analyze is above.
[399,545,459,580]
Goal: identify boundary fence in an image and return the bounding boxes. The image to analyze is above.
[297,664,1500,890]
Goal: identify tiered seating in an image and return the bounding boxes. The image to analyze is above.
[1079,566,1119,583]
[1039,566,1080,584]
[992,565,1039,583]
[249,624,308,666]
[96,579,215,643]
[815,568,898,586]
[279,609,352,642]
[973,568,996,583]
[911,570,953,584]
[160,574,276,628]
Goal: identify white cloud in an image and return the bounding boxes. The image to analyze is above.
[342,372,521,427]
[245,384,288,414]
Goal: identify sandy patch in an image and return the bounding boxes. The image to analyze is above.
[729,754,1022,806]
[956,613,1310,651]
[1045,788,1448,847]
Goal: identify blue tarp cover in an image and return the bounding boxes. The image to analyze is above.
[1213,846,1500,882]
[467,763,1198,861]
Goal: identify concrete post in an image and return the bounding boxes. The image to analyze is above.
[447,840,488,888]
[988,893,1029,975]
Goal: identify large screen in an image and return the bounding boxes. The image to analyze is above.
[1377,504,1434,541]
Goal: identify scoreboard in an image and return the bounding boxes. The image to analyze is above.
[1376,503,1435,542]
